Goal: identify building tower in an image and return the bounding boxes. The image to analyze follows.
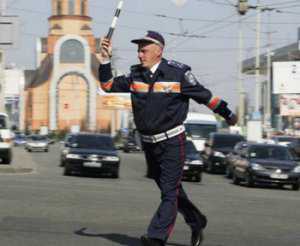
[25,0,99,132]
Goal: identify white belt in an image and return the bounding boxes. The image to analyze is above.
[141,125,185,143]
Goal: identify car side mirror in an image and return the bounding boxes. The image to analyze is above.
[240,153,247,158]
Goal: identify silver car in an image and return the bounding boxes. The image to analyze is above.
[25,135,49,152]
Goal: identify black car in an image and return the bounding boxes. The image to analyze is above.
[62,133,120,178]
[60,133,77,166]
[202,133,245,173]
[225,141,250,178]
[123,134,141,153]
[287,138,300,157]
[183,140,204,182]
[146,140,204,181]
[232,143,300,190]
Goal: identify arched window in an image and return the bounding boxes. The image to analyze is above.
[60,39,85,63]
[57,0,62,15]
[69,0,75,15]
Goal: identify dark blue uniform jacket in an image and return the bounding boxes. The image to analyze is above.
[99,58,231,135]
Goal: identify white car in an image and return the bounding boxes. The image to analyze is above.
[25,135,49,152]
[0,113,13,164]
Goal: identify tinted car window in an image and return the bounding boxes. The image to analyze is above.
[275,137,295,143]
[72,135,115,150]
[0,116,7,129]
[185,141,198,155]
[185,124,217,139]
[29,135,47,141]
[213,135,245,148]
[248,145,293,161]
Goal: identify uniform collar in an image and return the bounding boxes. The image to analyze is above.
[150,61,161,74]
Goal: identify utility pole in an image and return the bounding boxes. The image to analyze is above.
[0,0,6,112]
[236,0,248,126]
[255,0,261,114]
[237,16,245,126]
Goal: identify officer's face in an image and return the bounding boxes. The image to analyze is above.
[137,42,163,69]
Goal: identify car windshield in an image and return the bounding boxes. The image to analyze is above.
[248,145,293,161]
[275,137,296,143]
[16,135,26,140]
[30,135,47,141]
[72,135,115,150]
[213,135,245,148]
[185,123,217,139]
[185,141,198,155]
[0,115,7,129]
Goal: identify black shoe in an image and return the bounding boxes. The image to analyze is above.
[140,235,165,246]
[191,228,204,246]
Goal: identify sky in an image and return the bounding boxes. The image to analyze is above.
[3,0,300,111]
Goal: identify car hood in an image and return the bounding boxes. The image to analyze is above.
[214,147,233,154]
[69,148,117,156]
[28,141,47,144]
[186,153,201,161]
[190,139,205,152]
[250,158,297,169]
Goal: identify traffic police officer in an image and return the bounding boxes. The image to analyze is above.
[99,31,237,246]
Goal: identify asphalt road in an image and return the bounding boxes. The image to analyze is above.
[0,144,299,246]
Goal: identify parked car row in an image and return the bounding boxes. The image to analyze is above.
[200,132,300,191]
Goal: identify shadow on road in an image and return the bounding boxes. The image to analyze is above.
[74,227,187,246]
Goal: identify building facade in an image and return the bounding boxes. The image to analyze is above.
[24,0,131,133]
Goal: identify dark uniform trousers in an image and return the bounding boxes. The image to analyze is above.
[143,132,207,241]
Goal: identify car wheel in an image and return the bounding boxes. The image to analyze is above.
[195,172,202,182]
[225,166,232,179]
[63,164,72,176]
[292,183,300,191]
[232,172,241,185]
[245,172,254,187]
[2,156,11,164]
[206,162,214,173]
[111,170,119,178]
[44,149,48,152]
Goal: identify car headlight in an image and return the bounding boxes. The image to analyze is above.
[251,163,266,171]
[214,151,225,158]
[293,166,300,173]
[102,156,119,162]
[66,153,81,159]
[62,149,69,155]
[186,160,203,165]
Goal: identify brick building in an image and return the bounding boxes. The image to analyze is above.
[24,0,131,133]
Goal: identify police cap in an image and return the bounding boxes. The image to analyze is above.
[131,30,165,48]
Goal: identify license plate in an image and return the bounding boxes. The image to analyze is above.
[270,173,288,179]
[83,162,102,168]
[183,166,189,170]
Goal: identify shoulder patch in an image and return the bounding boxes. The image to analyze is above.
[168,60,191,71]
[184,71,199,86]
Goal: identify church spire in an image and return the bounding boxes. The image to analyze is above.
[49,0,92,36]
[52,0,88,16]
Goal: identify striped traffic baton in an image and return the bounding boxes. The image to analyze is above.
[106,0,124,39]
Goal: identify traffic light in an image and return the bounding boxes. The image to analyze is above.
[237,0,248,15]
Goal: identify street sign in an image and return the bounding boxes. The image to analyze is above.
[0,15,19,49]
[273,61,300,94]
